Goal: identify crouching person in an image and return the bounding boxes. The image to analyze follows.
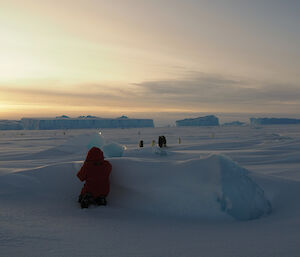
[77,147,112,209]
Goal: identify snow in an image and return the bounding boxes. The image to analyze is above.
[102,142,124,157]
[87,133,105,149]
[216,155,271,220]
[1,125,300,256]
[109,153,270,220]
[72,132,125,157]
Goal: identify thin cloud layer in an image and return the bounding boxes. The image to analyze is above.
[134,73,300,111]
[1,73,299,115]
[1,1,300,118]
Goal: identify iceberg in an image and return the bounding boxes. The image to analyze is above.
[20,116,154,130]
[0,120,23,130]
[222,121,245,126]
[176,115,219,127]
[250,117,300,125]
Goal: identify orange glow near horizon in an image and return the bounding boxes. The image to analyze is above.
[0,101,212,120]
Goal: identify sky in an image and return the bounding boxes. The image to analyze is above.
[0,0,299,121]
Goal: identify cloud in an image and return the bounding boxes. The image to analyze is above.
[134,73,300,111]
[1,72,299,114]
[0,83,139,107]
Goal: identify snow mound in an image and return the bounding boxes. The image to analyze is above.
[102,142,124,157]
[87,133,105,149]
[153,146,168,156]
[69,132,124,157]
[123,146,174,158]
[0,153,271,221]
[110,154,271,220]
[40,132,125,158]
[216,155,272,220]
[52,133,94,154]
[264,133,292,141]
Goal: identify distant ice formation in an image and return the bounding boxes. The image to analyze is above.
[250,117,300,125]
[20,116,154,130]
[176,115,219,127]
[0,120,23,130]
[222,121,245,126]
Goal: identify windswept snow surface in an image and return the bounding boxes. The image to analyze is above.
[1,126,300,256]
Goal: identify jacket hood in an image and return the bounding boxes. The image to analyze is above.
[85,147,104,162]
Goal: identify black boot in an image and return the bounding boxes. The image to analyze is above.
[95,196,107,206]
[79,193,93,209]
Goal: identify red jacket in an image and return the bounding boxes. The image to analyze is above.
[77,147,112,198]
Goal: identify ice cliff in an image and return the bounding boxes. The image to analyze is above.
[20,116,154,130]
[250,117,300,125]
[0,120,23,130]
[176,115,219,127]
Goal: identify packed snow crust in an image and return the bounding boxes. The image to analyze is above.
[1,125,300,257]
[217,155,271,220]
[0,132,270,221]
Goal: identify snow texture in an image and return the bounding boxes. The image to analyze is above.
[87,133,105,149]
[1,125,300,257]
[102,142,124,157]
[0,132,270,221]
[77,132,124,157]
[217,155,271,220]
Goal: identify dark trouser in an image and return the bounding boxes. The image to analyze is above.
[78,193,107,208]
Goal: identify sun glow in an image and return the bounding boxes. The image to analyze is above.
[0,1,299,119]
[0,3,180,87]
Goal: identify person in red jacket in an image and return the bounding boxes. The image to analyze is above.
[77,147,112,208]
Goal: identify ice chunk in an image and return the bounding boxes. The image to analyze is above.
[216,155,272,220]
[87,133,105,149]
[87,132,124,157]
[102,142,124,157]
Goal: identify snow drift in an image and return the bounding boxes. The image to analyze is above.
[2,126,300,257]
[110,154,271,221]
[217,156,272,220]
[38,132,125,158]
[0,145,271,221]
